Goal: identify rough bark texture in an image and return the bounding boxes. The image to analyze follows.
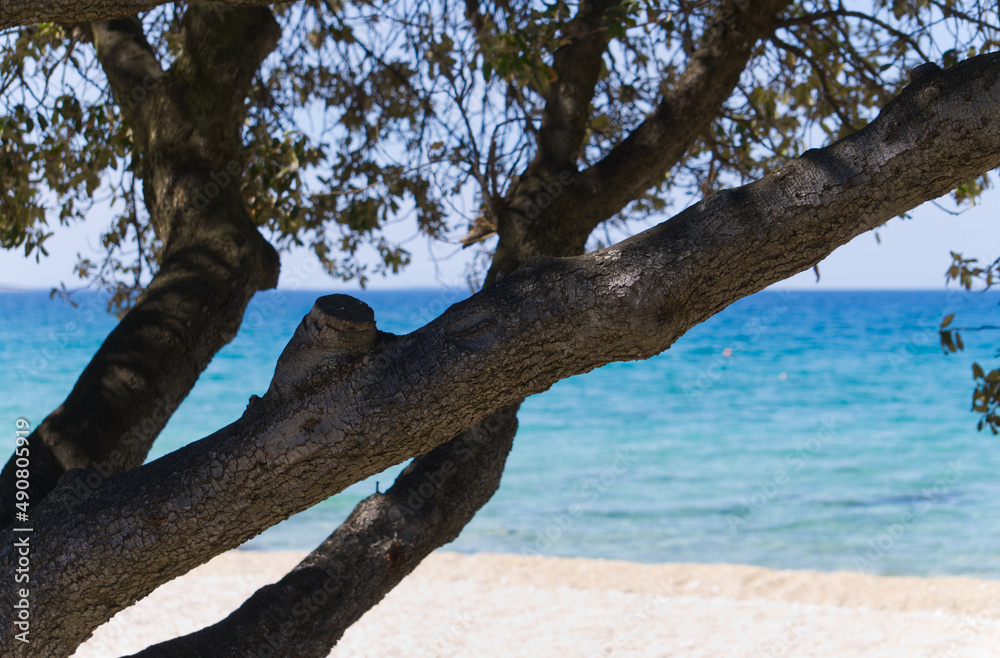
[0,7,794,654]
[136,3,647,653]
[4,51,1000,657]
[487,0,792,279]
[139,4,655,653]
[0,7,282,526]
[534,0,618,171]
[0,0,274,30]
[136,3,642,654]
[128,405,519,658]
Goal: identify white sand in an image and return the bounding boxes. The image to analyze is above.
[73,550,1000,657]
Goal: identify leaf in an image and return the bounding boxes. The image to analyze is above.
[941,313,954,329]
[941,330,956,352]
[974,363,985,379]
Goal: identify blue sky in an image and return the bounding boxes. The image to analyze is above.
[0,188,996,291]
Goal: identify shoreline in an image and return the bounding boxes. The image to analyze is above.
[73,549,1000,657]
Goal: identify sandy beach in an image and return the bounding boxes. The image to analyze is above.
[71,550,1000,657]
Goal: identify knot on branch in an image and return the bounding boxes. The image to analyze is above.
[908,62,942,86]
[266,295,377,400]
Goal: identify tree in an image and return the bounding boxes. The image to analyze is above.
[939,253,1000,433]
[1,1,999,655]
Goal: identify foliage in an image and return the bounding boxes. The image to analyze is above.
[940,251,1000,433]
[5,1,1000,651]
[1,2,999,303]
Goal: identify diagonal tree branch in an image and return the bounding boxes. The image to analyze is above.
[0,7,282,526]
[3,51,998,657]
[140,6,624,653]
[574,0,794,220]
[487,0,792,279]
[128,404,520,658]
[534,0,618,171]
[143,5,632,653]
[0,0,274,31]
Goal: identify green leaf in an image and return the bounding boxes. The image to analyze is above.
[941,330,956,352]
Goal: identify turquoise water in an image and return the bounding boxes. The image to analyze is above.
[3,288,1000,577]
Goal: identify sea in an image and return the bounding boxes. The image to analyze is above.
[3,287,1000,578]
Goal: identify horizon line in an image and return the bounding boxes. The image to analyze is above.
[0,285,991,294]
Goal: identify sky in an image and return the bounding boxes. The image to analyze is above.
[0,188,995,292]
[1,2,994,295]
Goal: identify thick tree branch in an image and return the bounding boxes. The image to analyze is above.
[487,0,791,279]
[0,0,274,31]
[128,405,519,658]
[6,50,1000,657]
[132,5,619,647]
[0,7,282,526]
[160,7,625,652]
[576,0,792,218]
[148,7,621,653]
[534,0,616,171]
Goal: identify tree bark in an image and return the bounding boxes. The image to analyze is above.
[0,7,282,526]
[487,0,792,278]
[139,3,651,653]
[0,0,274,30]
[137,3,643,653]
[128,404,519,658]
[4,51,998,657]
[132,4,628,652]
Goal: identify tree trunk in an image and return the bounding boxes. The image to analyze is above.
[486,0,791,279]
[128,405,519,658]
[4,52,999,656]
[0,0,274,29]
[0,7,282,526]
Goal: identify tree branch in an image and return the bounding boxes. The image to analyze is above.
[0,7,282,526]
[127,405,520,658]
[4,50,999,656]
[534,0,616,170]
[479,0,617,261]
[573,0,793,228]
[487,0,793,279]
[153,6,624,653]
[0,0,274,31]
